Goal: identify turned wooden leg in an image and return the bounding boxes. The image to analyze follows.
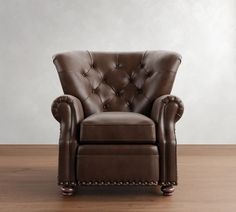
[161,185,175,196]
[60,186,76,196]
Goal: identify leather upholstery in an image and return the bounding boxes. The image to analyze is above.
[51,50,184,189]
[77,145,159,184]
[151,95,184,185]
[80,112,156,143]
[51,95,84,185]
[53,51,181,117]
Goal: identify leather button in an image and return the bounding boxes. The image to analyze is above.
[129,77,134,83]
[91,63,96,68]
[137,88,143,94]
[115,90,121,96]
[92,88,99,94]
[115,64,122,69]
[81,72,87,77]
[145,71,152,77]
[127,101,132,109]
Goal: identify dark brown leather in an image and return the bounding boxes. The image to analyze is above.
[80,112,155,143]
[53,51,181,117]
[77,145,159,184]
[151,95,184,185]
[78,144,158,155]
[51,95,84,185]
[51,50,184,189]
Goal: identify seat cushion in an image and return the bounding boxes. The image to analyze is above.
[80,112,156,144]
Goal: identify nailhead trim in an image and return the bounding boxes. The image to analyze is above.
[77,181,159,186]
[58,181,177,186]
[59,181,76,186]
[159,181,177,186]
[161,96,183,110]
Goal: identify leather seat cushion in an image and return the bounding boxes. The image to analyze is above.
[80,112,156,144]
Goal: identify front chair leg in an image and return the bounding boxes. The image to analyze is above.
[161,184,175,196]
[61,185,76,196]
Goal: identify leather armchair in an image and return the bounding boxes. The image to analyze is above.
[51,51,184,196]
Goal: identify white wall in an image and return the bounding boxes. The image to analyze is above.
[0,0,236,144]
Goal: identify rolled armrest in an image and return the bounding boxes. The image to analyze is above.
[151,95,184,186]
[51,95,84,124]
[51,95,84,186]
[151,95,184,123]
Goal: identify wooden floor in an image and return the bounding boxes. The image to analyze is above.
[0,145,236,212]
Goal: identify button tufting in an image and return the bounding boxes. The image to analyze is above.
[137,88,143,94]
[140,63,145,68]
[129,77,134,83]
[54,51,183,136]
[115,91,122,96]
[145,71,152,78]
[115,63,122,69]
[82,72,87,77]
[126,101,132,109]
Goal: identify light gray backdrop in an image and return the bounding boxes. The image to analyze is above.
[0,0,236,144]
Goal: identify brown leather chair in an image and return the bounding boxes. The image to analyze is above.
[51,51,184,196]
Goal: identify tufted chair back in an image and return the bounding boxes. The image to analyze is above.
[53,51,181,117]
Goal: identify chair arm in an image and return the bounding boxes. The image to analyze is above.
[51,95,84,186]
[151,95,184,123]
[151,95,184,186]
[51,95,84,124]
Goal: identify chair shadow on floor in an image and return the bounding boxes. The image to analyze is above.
[2,167,164,204]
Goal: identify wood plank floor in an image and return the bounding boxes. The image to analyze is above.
[0,145,236,212]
